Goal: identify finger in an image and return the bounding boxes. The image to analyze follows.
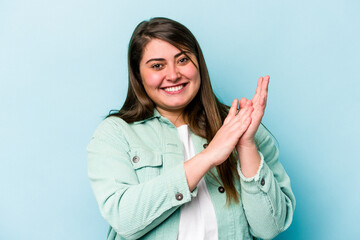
[263,75,270,92]
[237,102,254,119]
[256,76,263,95]
[260,75,269,97]
[260,75,270,106]
[237,114,252,135]
[246,99,253,107]
[242,116,252,129]
[229,98,239,116]
[224,98,239,124]
[239,97,247,109]
[252,76,263,103]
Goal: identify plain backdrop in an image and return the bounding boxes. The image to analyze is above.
[1,0,359,239]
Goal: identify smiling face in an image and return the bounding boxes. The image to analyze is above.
[139,38,201,119]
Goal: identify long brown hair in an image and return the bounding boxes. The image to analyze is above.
[109,17,240,203]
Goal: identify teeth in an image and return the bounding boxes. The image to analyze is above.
[164,85,184,92]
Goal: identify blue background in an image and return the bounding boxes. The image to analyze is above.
[1,0,359,239]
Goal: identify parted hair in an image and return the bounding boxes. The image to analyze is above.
[108,17,240,203]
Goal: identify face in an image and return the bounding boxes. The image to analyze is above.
[139,38,201,117]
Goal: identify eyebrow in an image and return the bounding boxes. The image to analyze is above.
[145,51,190,64]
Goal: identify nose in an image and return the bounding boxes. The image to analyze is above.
[166,64,181,82]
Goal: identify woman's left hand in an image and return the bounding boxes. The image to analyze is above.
[237,75,270,148]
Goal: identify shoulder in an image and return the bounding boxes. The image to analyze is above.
[91,115,164,148]
[97,116,129,129]
[93,116,131,134]
[90,116,133,145]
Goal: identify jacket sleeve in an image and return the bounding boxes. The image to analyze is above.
[87,118,195,239]
[238,124,296,240]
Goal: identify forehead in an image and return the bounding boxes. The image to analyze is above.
[142,39,181,59]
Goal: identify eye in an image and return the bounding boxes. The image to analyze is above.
[178,56,189,65]
[151,63,163,70]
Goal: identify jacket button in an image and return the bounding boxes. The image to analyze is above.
[132,156,140,163]
[260,178,265,186]
[203,143,208,149]
[218,186,225,193]
[175,193,183,201]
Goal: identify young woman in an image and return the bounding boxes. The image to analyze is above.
[87,17,295,240]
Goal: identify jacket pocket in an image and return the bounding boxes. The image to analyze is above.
[129,149,163,183]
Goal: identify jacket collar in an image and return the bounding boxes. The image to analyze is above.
[132,108,171,125]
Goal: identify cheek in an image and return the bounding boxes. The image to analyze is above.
[184,65,200,81]
[141,71,163,89]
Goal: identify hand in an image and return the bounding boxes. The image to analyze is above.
[203,98,253,167]
[237,75,270,148]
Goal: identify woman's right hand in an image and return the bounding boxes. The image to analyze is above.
[203,98,254,167]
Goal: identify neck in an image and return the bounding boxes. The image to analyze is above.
[156,107,187,127]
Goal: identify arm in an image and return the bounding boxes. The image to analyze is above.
[236,76,295,239]
[239,125,295,239]
[87,118,193,239]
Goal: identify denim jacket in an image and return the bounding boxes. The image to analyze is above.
[87,110,295,240]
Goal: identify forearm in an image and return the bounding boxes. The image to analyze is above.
[90,163,193,239]
[236,141,261,178]
[184,150,214,191]
[238,125,295,239]
[239,160,292,239]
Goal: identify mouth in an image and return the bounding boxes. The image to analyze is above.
[162,83,188,94]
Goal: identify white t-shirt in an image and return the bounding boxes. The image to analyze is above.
[177,125,218,240]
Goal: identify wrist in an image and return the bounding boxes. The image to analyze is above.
[184,151,213,191]
[237,142,261,178]
[199,148,217,169]
[237,140,257,152]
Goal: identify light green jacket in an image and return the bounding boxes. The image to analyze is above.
[87,110,295,240]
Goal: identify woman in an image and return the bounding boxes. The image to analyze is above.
[88,17,295,240]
